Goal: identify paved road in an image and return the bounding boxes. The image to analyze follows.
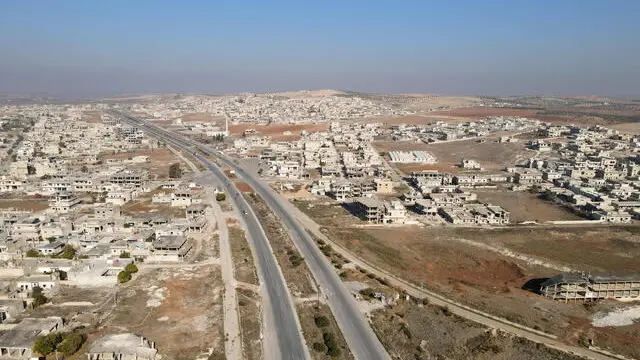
[210,158,391,360]
[114,112,310,360]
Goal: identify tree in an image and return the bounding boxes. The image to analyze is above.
[216,193,226,202]
[31,287,48,308]
[118,270,132,283]
[58,332,85,356]
[81,165,88,173]
[60,245,76,260]
[119,251,131,258]
[32,333,63,357]
[27,165,36,175]
[125,263,138,274]
[168,163,182,178]
[25,248,40,258]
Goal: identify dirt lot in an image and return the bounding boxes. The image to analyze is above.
[371,300,586,360]
[296,201,640,357]
[425,139,536,170]
[609,122,640,134]
[81,110,103,124]
[99,148,187,179]
[475,191,582,223]
[228,224,259,285]
[0,198,50,211]
[50,266,226,360]
[122,199,186,219]
[181,112,225,123]
[228,123,330,141]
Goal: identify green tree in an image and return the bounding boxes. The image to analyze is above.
[125,263,138,274]
[31,286,48,308]
[60,245,76,260]
[58,332,85,356]
[216,193,226,201]
[119,251,131,258]
[32,333,63,357]
[118,270,132,283]
[27,165,36,175]
[81,165,88,173]
[168,163,182,178]
[25,248,40,257]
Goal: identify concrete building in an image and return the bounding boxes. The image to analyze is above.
[540,273,640,302]
[0,317,63,359]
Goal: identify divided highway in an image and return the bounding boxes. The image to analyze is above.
[113,111,310,360]
[115,111,391,360]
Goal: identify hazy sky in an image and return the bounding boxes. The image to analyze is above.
[1,0,639,97]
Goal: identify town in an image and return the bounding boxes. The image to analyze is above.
[0,92,637,360]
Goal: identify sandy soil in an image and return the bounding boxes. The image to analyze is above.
[425,139,536,170]
[180,112,224,123]
[81,111,103,124]
[609,122,640,134]
[99,148,185,179]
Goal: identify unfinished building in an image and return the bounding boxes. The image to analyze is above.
[540,272,640,302]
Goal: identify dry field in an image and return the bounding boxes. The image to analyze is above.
[99,148,186,179]
[425,139,535,170]
[234,181,254,193]
[180,112,224,123]
[81,110,103,124]
[122,199,186,219]
[0,198,49,211]
[228,123,330,141]
[237,288,263,360]
[609,122,640,134]
[375,138,537,172]
[295,201,640,357]
[475,191,582,223]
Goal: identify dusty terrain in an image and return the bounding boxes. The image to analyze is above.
[0,197,50,211]
[295,200,640,358]
[475,191,582,223]
[99,148,187,179]
[228,223,259,285]
[228,123,330,141]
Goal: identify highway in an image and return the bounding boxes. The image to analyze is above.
[113,111,391,360]
[113,111,310,360]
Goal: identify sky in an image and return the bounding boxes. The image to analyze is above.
[0,0,639,98]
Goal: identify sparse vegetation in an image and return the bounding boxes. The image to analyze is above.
[169,163,182,178]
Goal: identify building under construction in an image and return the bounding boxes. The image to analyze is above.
[540,272,640,302]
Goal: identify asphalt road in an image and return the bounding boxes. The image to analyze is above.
[114,112,310,360]
[213,156,391,360]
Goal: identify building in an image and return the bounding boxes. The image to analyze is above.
[0,317,63,359]
[151,235,191,261]
[350,197,384,223]
[49,191,81,213]
[374,179,394,194]
[87,333,157,360]
[540,273,640,302]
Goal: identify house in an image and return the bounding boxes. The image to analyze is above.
[351,198,384,223]
[514,170,544,185]
[49,191,81,213]
[36,241,65,256]
[374,179,394,194]
[16,274,58,292]
[0,317,63,359]
[87,333,157,360]
[151,236,191,261]
[461,159,482,170]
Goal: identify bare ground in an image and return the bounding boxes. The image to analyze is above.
[228,224,259,285]
[237,288,263,360]
[295,201,640,357]
[475,191,582,223]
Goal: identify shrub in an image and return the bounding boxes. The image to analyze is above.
[32,333,63,356]
[119,251,131,259]
[312,342,327,353]
[314,315,330,328]
[125,263,138,274]
[60,245,76,260]
[25,249,40,258]
[216,193,226,201]
[118,271,132,283]
[58,332,85,355]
